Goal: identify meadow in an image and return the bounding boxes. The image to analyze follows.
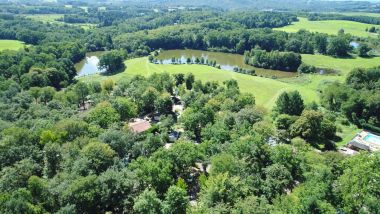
[0,40,25,51]
[274,17,380,37]
[79,57,319,108]
[23,14,96,30]
[79,53,380,107]
[24,14,64,23]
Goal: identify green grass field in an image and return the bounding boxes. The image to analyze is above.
[79,57,318,108]
[78,54,380,145]
[0,40,25,51]
[79,54,380,109]
[24,14,64,23]
[274,17,379,37]
[302,54,380,75]
[23,14,96,30]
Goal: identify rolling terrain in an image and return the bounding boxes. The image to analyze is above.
[275,17,380,37]
[78,54,380,108]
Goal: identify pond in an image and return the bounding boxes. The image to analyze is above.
[350,41,360,49]
[155,49,297,78]
[75,51,106,77]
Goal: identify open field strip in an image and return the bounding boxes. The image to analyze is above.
[79,53,380,108]
[0,40,25,51]
[23,14,96,30]
[274,17,379,37]
[338,12,380,17]
[79,57,318,109]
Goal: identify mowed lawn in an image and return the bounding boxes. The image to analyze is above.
[302,54,380,75]
[24,14,64,23]
[0,40,25,51]
[23,14,96,30]
[79,57,318,108]
[274,17,379,37]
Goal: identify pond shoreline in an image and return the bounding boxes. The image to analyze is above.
[154,49,297,79]
[75,51,106,77]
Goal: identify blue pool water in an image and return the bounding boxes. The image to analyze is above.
[364,134,380,145]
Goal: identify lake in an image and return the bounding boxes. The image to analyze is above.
[156,49,297,78]
[75,52,105,77]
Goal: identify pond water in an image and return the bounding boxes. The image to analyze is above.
[75,51,106,77]
[350,41,360,49]
[156,49,296,78]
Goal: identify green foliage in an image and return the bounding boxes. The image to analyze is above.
[102,79,114,94]
[290,110,337,144]
[74,82,89,109]
[87,102,120,128]
[62,175,100,213]
[80,141,117,174]
[199,173,248,208]
[162,186,189,214]
[327,37,350,57]
[335,153,380,213]
[0,6,379,213]
[358,43,371,57]
[274,91,304,116]
[98,50,125,73]
[185,73,195,90]
[112,97,137,121]
[248,49,302,71]
[133,189,162,214]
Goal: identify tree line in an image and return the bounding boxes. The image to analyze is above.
[307,12,380,25]
[245,49,302,71]
[321,66,380,132]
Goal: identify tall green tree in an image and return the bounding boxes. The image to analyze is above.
[73,82,89,109]
[98,50,125,73]
[162,186,189,214]
[133,189,162,214]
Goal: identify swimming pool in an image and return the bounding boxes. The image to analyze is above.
[364,133,380,145]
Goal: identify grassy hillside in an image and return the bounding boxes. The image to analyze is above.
[23,14,96,30]
[0,40,25,51]
[274,17,379,37]
[79,57,318,108]
[79,54,380,108]
[302,54,380,75]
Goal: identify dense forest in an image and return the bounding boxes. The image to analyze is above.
[0,2,379,214]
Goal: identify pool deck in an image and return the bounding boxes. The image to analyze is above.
[348,130,380,152]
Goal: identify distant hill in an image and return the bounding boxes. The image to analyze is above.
[2,0,378,12]
[123,0,378,11]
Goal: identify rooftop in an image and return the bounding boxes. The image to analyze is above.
[128,119,151,133]
[348,130,380,152]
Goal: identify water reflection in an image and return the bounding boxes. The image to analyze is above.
[156,49,296,78]
[75,52,106,77]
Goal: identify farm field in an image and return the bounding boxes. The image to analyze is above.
[23,14,96,30]
[24,14,64,22]
[79,53,380,108]
[79,57,318,108]
[0,40,25,51]
[302,54,380,75]
[274,17,379,37]
[338,12,380,17]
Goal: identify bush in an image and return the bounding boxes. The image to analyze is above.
[297,63,317,74]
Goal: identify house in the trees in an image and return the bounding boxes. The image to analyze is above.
[128,119,151,133]
[347,130,380,152]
